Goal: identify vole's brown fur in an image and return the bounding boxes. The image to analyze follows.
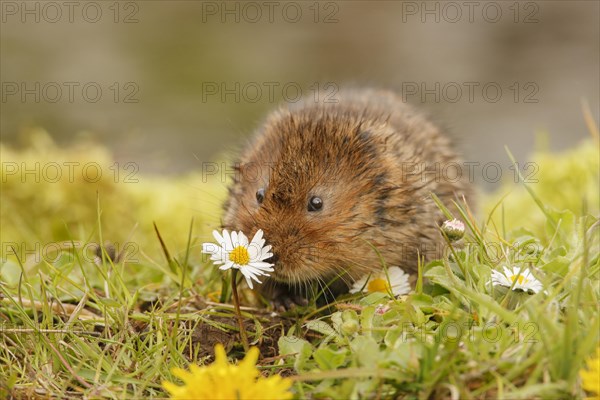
[223,89,473,305]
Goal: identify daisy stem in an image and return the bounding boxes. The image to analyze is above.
[231,269,250,352]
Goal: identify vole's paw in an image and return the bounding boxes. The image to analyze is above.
[273,293,309,312]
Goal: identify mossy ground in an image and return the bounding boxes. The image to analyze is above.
[1,126,599,399]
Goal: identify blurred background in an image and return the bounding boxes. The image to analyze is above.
[2,0,599,190]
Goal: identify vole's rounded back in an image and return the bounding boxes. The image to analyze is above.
[223,89,473,303]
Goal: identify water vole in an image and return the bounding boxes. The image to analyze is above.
[222,89,473,306]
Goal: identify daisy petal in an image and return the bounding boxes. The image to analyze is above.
[219,261,235,271]
[239,269,256,289]
[230,231,239,247]
[250,229,264,246]
[350,275,369,294]
[238,231,249,247]
[212,230,226,247]
[249,261,274,271]
[222,230,233,251]
[202,243,219,255]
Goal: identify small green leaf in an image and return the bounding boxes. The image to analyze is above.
[278,335,312,372]
[541,256,571,276]
[360,306,375,338]
[313,347,347,370]
[350,336,380,368]
[358,291,388,306]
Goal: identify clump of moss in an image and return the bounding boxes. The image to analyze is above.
[484,138,599,237]
[1,129,226,262]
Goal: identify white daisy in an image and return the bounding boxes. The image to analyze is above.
[441,219,465,241]
[491,266,543,294]
[350,266,411,297]
[202,229,274,289]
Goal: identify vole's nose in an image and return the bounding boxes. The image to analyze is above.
[265,254,279,264]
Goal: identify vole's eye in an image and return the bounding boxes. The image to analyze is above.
[308,196,323,212]
[256,188,265,204]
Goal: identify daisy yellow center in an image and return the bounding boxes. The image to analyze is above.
[510,274,528,285]
[229,246,250,266]
[367,278,389,293]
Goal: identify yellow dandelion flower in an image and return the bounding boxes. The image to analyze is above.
[163,344,293,400]
[581,346,600,400]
